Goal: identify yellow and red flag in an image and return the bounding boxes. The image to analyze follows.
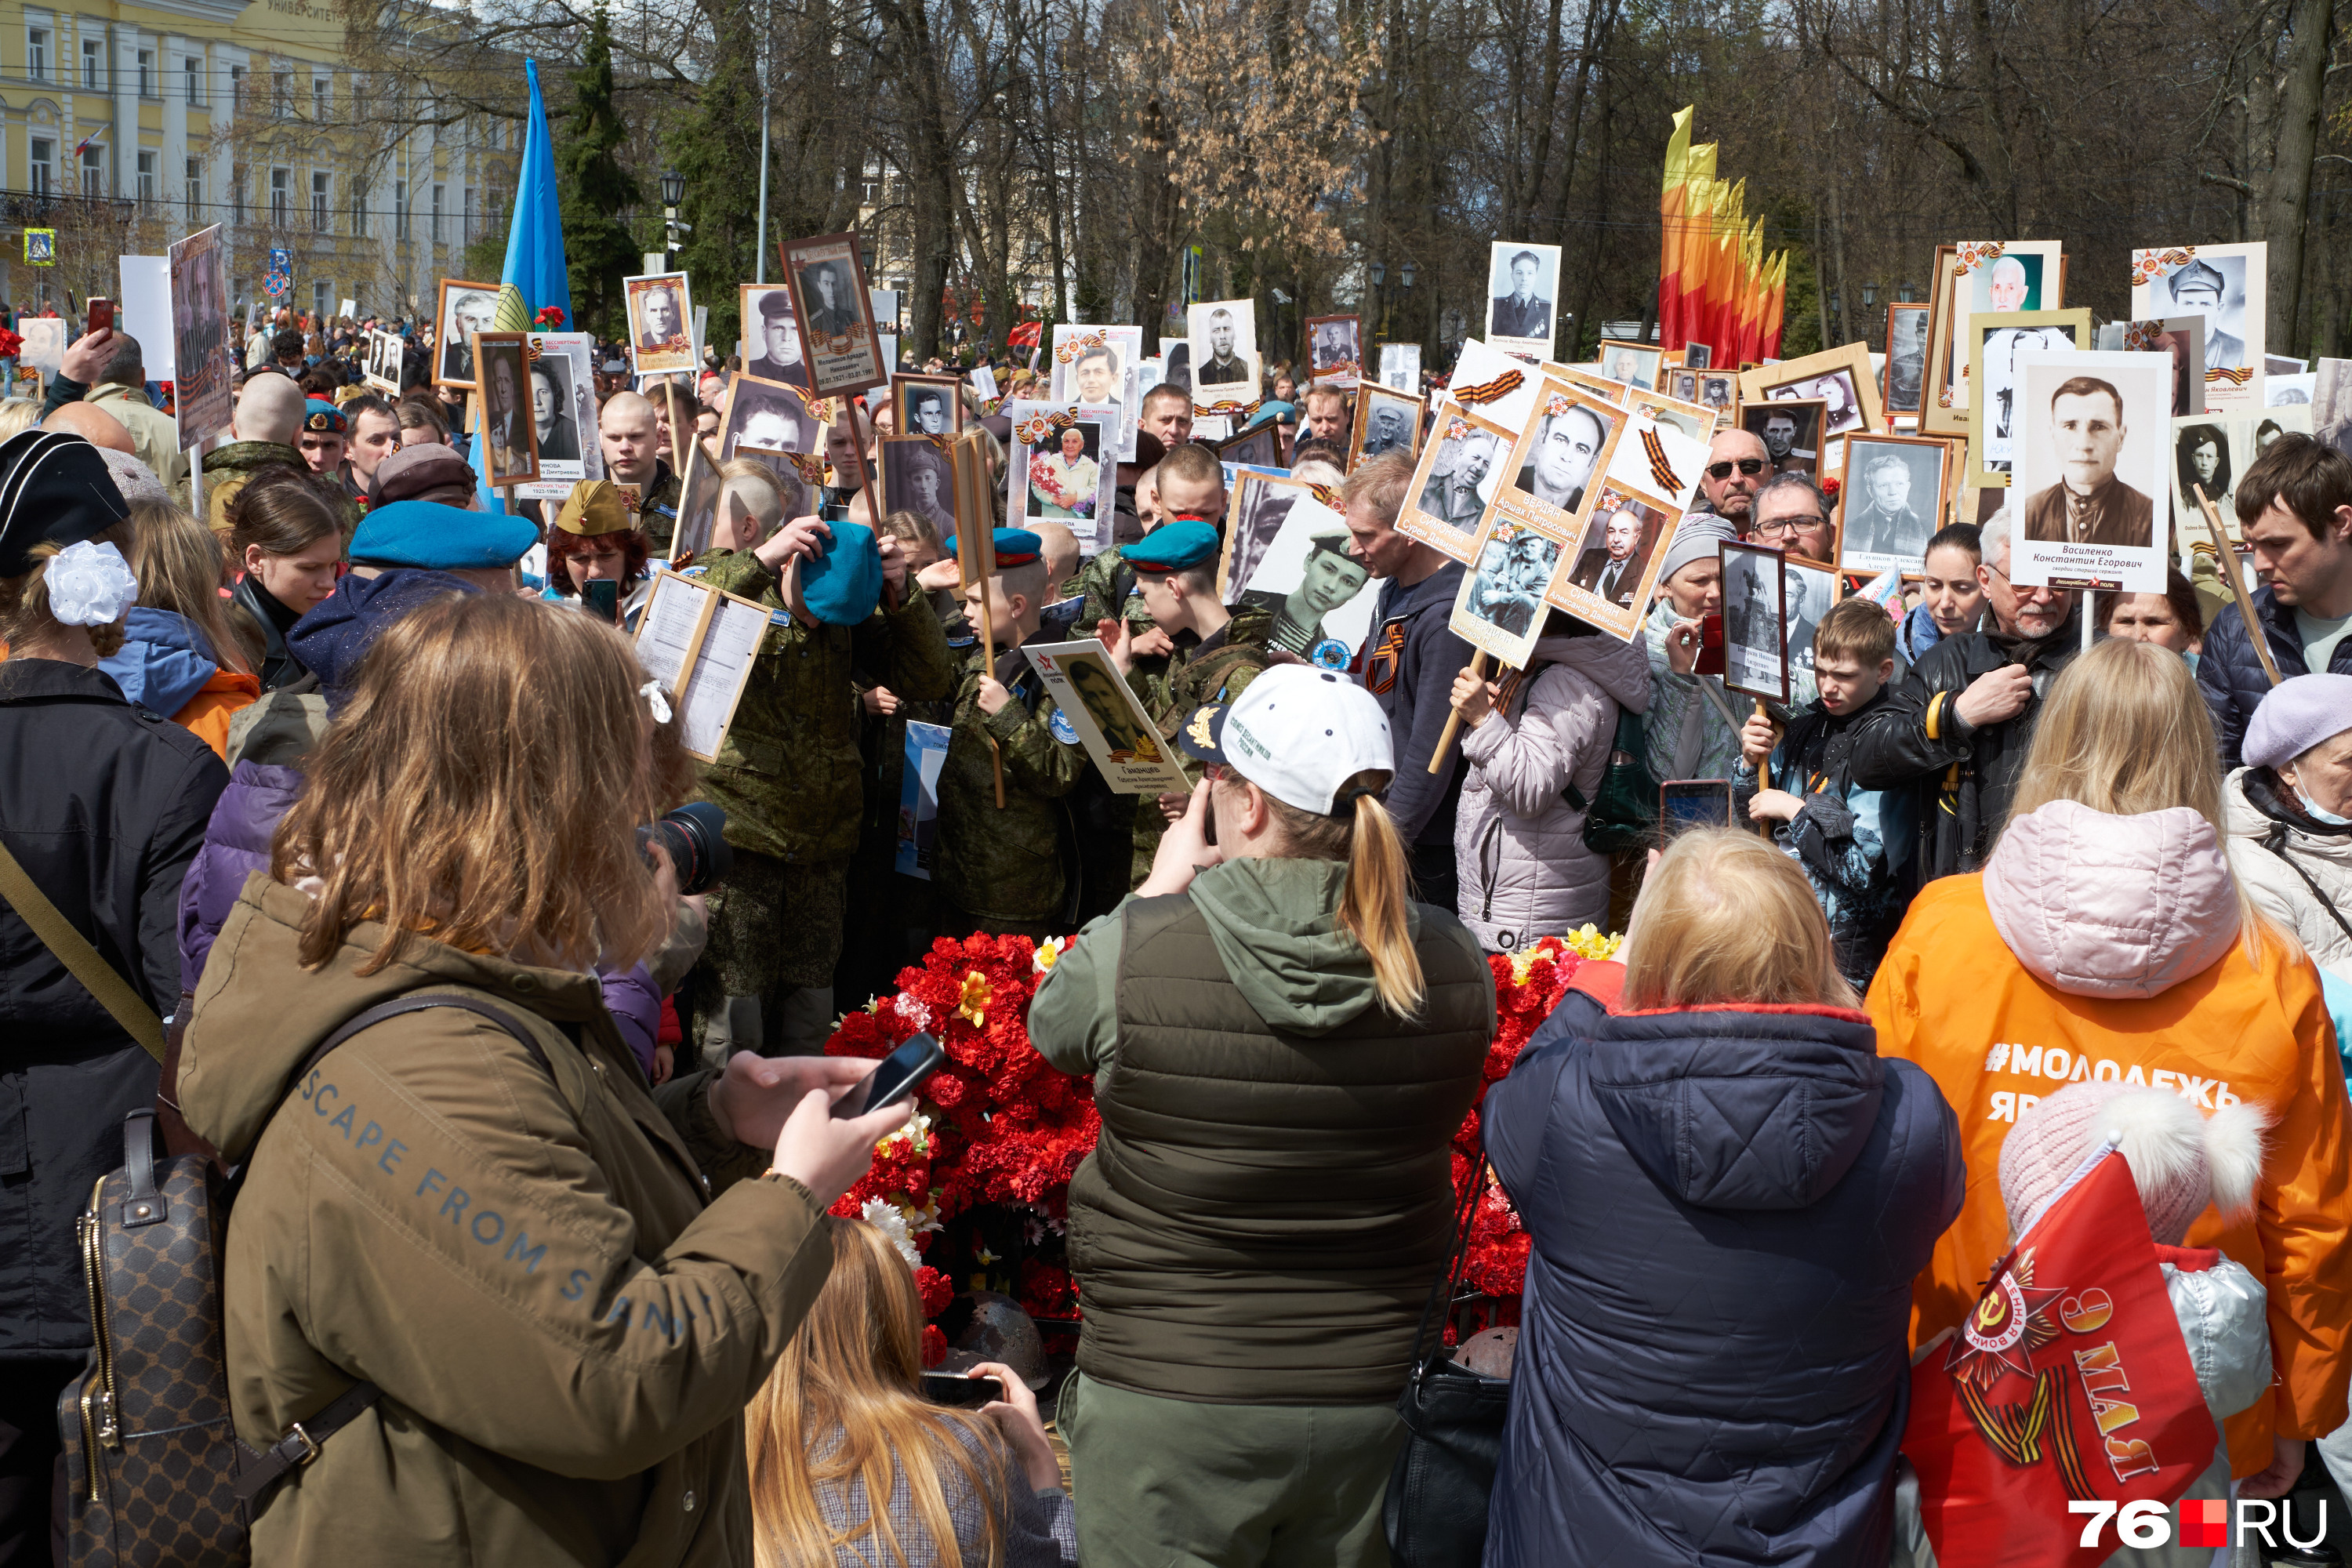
[1657,106,1695,348]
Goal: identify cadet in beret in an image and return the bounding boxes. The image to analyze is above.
[1105,517,1275,886]
[296,399,347,482]
[937,528,1098,936]
[681,506,956,1059]
[546,479,654,629]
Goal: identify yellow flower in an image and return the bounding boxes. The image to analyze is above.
[1033,937,1066,975]
[956,970,994,1029]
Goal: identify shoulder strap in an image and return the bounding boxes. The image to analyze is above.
[2261,825,2352,949]
[0,834,164,1061]
[230,992,550,1506]
[1403,1152,1490,1385]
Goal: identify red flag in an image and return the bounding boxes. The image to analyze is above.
[1901,1150,2217,1567]
[1008,321,1043,350]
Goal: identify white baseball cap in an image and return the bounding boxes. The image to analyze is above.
[1177,664,1395,815]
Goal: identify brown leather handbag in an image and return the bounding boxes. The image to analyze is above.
[57,994,546,1565]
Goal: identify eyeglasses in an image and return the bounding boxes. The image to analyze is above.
[1750,514,1827,540]
[1706,458,1767,480]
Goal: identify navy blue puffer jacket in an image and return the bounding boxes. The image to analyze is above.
[2198,585,2352,770]
[1482,985,1962,1567]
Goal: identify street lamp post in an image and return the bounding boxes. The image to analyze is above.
[659,169,685,269]
[1369,259,1386,339]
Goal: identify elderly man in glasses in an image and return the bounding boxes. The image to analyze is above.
[1699,429,1772,529]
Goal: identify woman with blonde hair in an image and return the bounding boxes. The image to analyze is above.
[1480,828,1959,1566]
[746,1219,1073,1566]
[97,500,260,757]
[1026,666,1494,1568]
[1871,635,2352,1501]
[178,590,914,1563]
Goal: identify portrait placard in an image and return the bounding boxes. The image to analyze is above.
[2168,407,2309,555]
[431,277,499,390]
[471,332,540,488]
[622,271,696,377]
[1216,470,1316,601]
[1232,490,1381,667]
[1188,299,1261,416]
[1547,479,1678,644]
[1598,409,1708,520]
[510,332,600,501]
[894,373,965,437]
[1050,325,1142,459]
[363,329,404,395]
[1719,540,1789,704]
[1784,555,1842,682]
[1004,401,1116,546]
[1737,343,1881,437]
[1744,399,1826,481]
[779,232,887,397]
[1485,241,1563,361]
[1596,340,1664,393]
[949,429,996,589]
[876,435,964,557]
[1682,343,1714,368]
[1214,421,1285,472]
[1023,640,1193,795]
[2095,318,2205,417]
[737,284,811,389]
[1348,383,1423,469]
[1398,402,1515,564]
[166,225,231,448]
[1964,308,2092,488]
[1921,241,2067,434]
[1838,434,1953,578]
[1882,303,1931,415]
[1497,379,1632,546]
[2131,243,2267,412]
[1380,343,1421,393]
[719,372,826,483]
[1452,506,1575,669]
[1306,314,1363,390]
[2010,348,2171,593]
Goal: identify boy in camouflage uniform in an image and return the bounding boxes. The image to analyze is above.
[1104,519,1275,885]
[938,528,1097,936]
[684,492,956,1058]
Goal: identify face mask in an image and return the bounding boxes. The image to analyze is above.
[2308,799,2352,828]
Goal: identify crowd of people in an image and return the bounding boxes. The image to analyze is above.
[3,298,2352,1568]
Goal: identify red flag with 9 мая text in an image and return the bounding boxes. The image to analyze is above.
[1900,1149,2216,1567]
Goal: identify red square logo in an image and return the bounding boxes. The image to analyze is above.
[2178,1497,2228,1548]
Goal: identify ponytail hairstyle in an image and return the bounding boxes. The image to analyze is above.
[0,542,127,659]
[1258,768,1425,1016]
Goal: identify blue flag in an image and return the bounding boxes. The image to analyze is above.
[474,57,571,514]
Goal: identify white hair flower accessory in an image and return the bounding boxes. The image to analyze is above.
[639,678,673,725]
[44,540,139,627]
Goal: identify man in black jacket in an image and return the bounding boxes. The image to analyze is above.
[1345,452,1475,913]
[2198,434,2352,768]
[1846,510,2089,880]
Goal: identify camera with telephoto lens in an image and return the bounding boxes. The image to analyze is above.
[638,802,732,895]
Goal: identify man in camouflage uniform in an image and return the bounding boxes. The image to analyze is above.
[938,529,1096,935]
[204,372,310,541]
[1106,520,1276,884]
[684,506,954,1058]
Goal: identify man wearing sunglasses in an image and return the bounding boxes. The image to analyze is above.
[1698,430,1772,528]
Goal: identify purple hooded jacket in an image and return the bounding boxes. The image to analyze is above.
[173,569,663,1071]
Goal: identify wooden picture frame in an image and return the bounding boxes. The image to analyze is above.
[1836,432,1955,578]
[1963,307,2093,490]
[893,373,966,437]
[877,433,960,542]
[1595,339,1666,394]
[430,278,499,390]
[737,283,811,389]
[1348,383,1424,470]
[1719,539,1790,704]
[1736,342,1882,438]
[470,332,540,487]
[779,230,887,397]
[1305,313,1363,389]
[1882,302,1931,416]
[1214,419,1286,472]
[1742,398,1828,481]
[1921,241,2068,436]
[1397,401,1515,563]
[621,270,697,377]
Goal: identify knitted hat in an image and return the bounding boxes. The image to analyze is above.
[1998,1082,2268,1245]
[1657,515,1738,586]
[370,444,478,506]
[2243,673,2352,770]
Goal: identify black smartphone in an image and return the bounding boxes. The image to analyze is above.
[86,298,113,336]
[1695,613,1726,677]
[920,1371,1004,1408]
[583,579,619,624]
[832,1032,946,1120]
[1659,779,1734,837]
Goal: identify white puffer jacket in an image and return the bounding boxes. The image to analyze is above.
[2223,765,2352,982]
[1451,631,1651,953]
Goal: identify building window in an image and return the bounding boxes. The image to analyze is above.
[229,63,243,111]
[462,185,474,242]
[270,165,288,227]
[312,74,328,122]
[136,149,154,207]
[349,74,364,121]
[430,183,442,244]
[230,164,245,224]
[310,170,328,231]
[271,69,290,118]
[350,179,366,237]
[184,54,201,107]
[28,136,52,194]
[27,27,47,80]
[80,143,102,197]
[394,177,407,238]
[312,280,328,318]
[82,38,101,91]
[185,157,201,222]
[136,48,151,96]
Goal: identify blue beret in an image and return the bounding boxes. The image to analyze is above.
[1253,400,1298,425]
[303,399,347,434]
[349,499,536,571]
[946,527,1043,568]
[1122,518,1220,572]
[800,520,884,626]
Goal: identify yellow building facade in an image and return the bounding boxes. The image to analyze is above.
[0,0,514,322]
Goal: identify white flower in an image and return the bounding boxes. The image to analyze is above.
[44,541,138,628]
[861,1198,921,1268]
[877,1112,933,1157]
[893,994,933,1032]
[638,679,673,725]
[1033,936,1067,974]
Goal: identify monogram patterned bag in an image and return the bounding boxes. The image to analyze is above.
[57,994,546,1566]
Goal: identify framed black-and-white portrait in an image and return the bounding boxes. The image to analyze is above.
[1306,314,1363,390]
[1502,380,1628,532]
[1744,399,1824,480]
[1838,433,1951,576]
[622,270,695,377]
[1188,299,1261,408]
[1597,339,1663,393]
[878,435,960,543]
[1719,539,1788,704]
[1398,402,1512,563]
[365,328,403,394]
[1349,383,1423,469]
[1740,343,1881,438]
[1783,556,1841,679]
[472,332,540,488]
[1965,308,2092,488]
[433,278,498,390]
[1232,490,1381,666]
[721,372,824,490]
[1882,303,1930,416]
[894,374,965,437]
[1485,241,1562,361]
[2012,348,2172,592]
[739,284,810,389]
[779,231,887,396]
[1549,481,1672,641]
[1450,510,1570,667]
[1216,470,1312,602]
[2131,243,2267,412]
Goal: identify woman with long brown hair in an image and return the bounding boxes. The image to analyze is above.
[224,463,342,689]
[1025,665,1494,1567]
[178,590,914,1563]
[746,1219,1072,1566]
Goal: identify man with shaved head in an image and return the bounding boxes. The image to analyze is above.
[600,390,684,554]
[43,401,134,453]
[205,372,312,538]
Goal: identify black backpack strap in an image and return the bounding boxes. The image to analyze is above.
[231,992,549,1506]
[2262,824,2352,949]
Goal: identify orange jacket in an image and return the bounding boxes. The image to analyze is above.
[172,668,260,761]
[1871,869,2352,1478]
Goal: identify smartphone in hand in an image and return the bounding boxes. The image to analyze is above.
[831,1032,945,1120]
[1694,613,1726,677]
[85,298,113,336]
[583,578,619,624]
[920,1370,1004,1408]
